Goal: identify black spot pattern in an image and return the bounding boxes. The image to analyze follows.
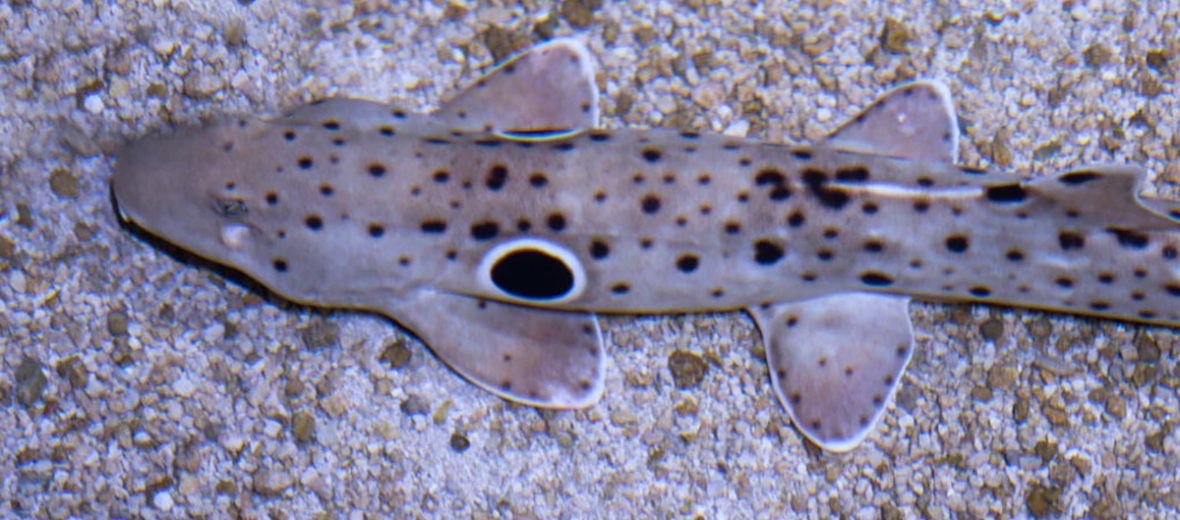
[754,168,791,201]
[305,214,323,231]
[835,166,869,182]
[272,258,288,272]
[1059,230,1085,251]
[860,271,894,286]
[590,240,609,260]
[753,239,784,265]
[486,165,508,190]
[641,148,662,163]
[368,163,387,178]
[641,194,661,214]
[676,254,700,273]
[471,221,499,240]
[1059,171,1101,185]
[788,211,805,227]
[420,219,447,233]
[368,224,385,238]
[985,183,1027,203]
[801,168,850,210]
[547,213,566,232]
[529,173,548,188]
[1108,228,1149,249]
[945,235,969,253]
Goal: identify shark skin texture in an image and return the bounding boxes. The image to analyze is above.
[112,38,1180,452]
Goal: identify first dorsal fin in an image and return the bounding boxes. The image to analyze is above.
[433,38,599,133]
[821,80,959,163]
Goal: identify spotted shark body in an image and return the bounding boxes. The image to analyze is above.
[113,39,1180,452]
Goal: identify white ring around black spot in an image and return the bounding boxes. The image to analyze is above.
[477,238,586,304]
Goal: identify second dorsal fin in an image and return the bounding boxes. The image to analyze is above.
[433,38,599,133]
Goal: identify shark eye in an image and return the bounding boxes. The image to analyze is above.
[213,196,249,218]
[478,238,586,303]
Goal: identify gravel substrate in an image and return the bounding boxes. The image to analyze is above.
[1,1,1177,517]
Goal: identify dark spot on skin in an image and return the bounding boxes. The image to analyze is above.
[611,282,630,294]
[1006,249,1025,262]
[590,240,609,260]
[1059,230,1085,251]
[945,235,969,253]
[378,126,395,137]
[283,130,296,141]
[368,224,385,238]
[662,174,676,184]
[368,163,387,178]
[433,170,450,183]
[445,250,457,261]
[319,184,334,196]
[739,157,752,167]
[736,192,749,203]
[471,221,499,240]
[788,211,805,227]
[486,165,508,190]
[1059,171,1101,185]
[801,168,849,209]
[1135,268,1148,279]
[547,213,566,232]
[864,240,884,253]
[473,139,501,148]
[753,239,785,265]
[589,132,610,142]
[1164,284,1180,297]
[420,219,447,233]
[640,238,654,249]
[552,142,575,152]
[800,273,817,282]
[641,148,662,163]
[516,219,532,232]
[1165,246,1178,259]
[321,120,340,130]
[1108,227,1149,249]
[305,214,323,231]
[594,191,607,203]
[913,200,930,213]
[1056,277,1074,288]
[1089,301,1110,311]
[969,286,992,297]
[641,194,661,214]
[1098,273,1115,284]
[679,130,699,139]
[817,249,834,261]
[272,258,288,272]
[529,173,548,188]
[835,166,869,182]
[632,173,645,185]
[710,288,724,298]
[265,192,279,205]
[1139,310,1156,319]
[754,168,791,201]
[676,254,700,273]
[862,201,879,214]
[917,177,934,187]
[724,221,741,235]
[697,174,712,185]
[984,183,1027,203]
[860,271,894,286]
[298,156,313,169]
[392,110,406,119]
[792,148,811,160]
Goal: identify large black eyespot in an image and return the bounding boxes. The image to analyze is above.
[487,247,575,302]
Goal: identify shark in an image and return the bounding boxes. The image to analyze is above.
[112,39,1180,452]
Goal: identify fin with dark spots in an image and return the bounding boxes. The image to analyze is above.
[385,290,605,408]
[821,80,960,162]
[748,293,914,452]
[433,38,599,133]
[1029,165,1180,230]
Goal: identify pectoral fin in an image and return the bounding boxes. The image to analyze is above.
[748,293,914,452]
[385,290,605,408]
